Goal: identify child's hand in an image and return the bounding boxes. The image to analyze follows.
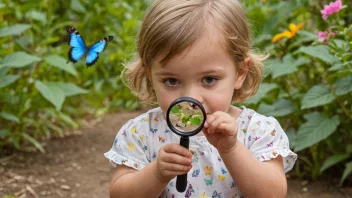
[203,111,238,154]
[153,143,193,183]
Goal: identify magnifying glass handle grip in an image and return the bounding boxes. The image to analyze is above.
[176,173,187,192]
[176,136,190,192]
[179,136,189,149]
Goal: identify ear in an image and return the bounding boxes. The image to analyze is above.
[234,57,251,89]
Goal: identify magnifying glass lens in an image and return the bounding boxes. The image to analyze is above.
[166,97,206,137]
[169,102,204,133]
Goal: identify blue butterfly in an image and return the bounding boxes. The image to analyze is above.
[221,167,227,174]
[212,190,223,198]
[66,26,113,67]
[192,169,200,177]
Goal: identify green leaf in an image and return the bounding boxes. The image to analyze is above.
[190,117,201,125]
[0,112,20,123]
[267,55,309,78]
[320,153,350,174]
[44,55,78,76]
[0,24,31,37]
[70,0,86,13]
[58,112,78,128]
[293,57,310,68]
[340,161,352,186]
[0,67,9,76]
[328,63,345,71]
[334,75,352,96]
[21,133,45,153]
[0,129,10,138]
[296,45,339,65]
[94,79,104,92]
[332,39,345,49]
[294,112,340,152]
[35,81,65,111]
[2,52,41,68]
[171,104,182,114]
[26,10,47,24]
[46,122,64,137]
[0,75,20,89]
[301,85,335,109]
[46,82,89,97]
[296,31,319,43]
[285,128,296,149]
[257,99,294,117]
[245,83,277,104]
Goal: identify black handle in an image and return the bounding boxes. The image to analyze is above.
[176,136,190,192]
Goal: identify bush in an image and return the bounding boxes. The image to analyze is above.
[243,0,352,185]
[0,0,148,153]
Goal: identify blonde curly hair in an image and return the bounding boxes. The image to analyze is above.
[122,0,267,104]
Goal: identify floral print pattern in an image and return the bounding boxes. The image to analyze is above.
[104,107,297,197]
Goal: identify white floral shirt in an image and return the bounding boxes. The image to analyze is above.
[104,107,297,198]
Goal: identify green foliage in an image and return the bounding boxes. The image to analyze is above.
[244,0,352,184]
[0,0,351,184]
[0,0,147,153]
[0,24,32,37]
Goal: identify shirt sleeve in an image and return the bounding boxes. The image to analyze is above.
[104,119,150,171]
[245,114,297,173]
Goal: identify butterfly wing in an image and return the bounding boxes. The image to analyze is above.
[66,26,87,63]
[86,36,113,67]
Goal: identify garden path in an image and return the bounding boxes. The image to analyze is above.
[1,110,351,198]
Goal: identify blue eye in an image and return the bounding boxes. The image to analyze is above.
[202,76,218,86]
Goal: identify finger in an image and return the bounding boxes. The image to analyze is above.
[202,128,212,140]
[204,111,229,128]
[216,122,237,136]
[208,115,228,134]
[210,111,231,118]
[208,115,224,133]
[162,169,192,177]
[204,113,216,128]
[161,153,192,166]
[161,161,192,172]
[163,144,192,158]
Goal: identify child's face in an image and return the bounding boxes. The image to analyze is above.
[149,30,247,116]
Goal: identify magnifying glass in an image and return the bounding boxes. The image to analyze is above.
[166,97,206,192]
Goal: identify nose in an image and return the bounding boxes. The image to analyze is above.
[183,85,204,105]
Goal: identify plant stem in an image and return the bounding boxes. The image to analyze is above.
[329,84,352,120]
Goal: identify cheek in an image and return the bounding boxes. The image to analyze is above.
[209,95,232,111]
[154,90,176,114]
[205,88,233,113]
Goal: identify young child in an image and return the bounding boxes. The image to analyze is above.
[104,0,297,197]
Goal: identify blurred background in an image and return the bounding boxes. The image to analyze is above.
[0,0,351,197]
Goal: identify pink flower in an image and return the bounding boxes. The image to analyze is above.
[317,29,337,44]
[321,0,344,19]
[318,31,328,42]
